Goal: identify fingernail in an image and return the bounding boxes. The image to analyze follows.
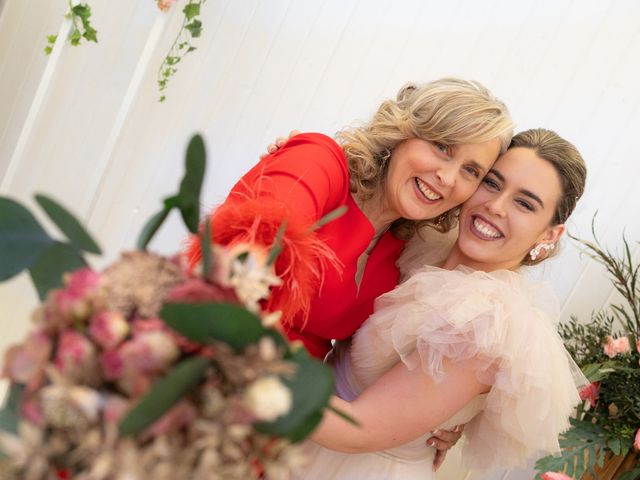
[432,429,440,436]
[454,425,461,432]
[427,439,435,446]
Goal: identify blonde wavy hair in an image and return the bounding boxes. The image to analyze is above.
[337,78,514,239]
[512,129,587,266]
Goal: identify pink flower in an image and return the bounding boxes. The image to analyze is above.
[2,330,52,390]
[156,0,177,12]
[542,473,572,480]
[579,382,600,408]
[52,268,102,325]
[637,338,640,353]
[101,349,124,380]
[603,335,630,358]
[604,335,616,358]
[21,396,45,426]
[634,428,640,451]
[89,311,129,350]
[55,330,97,380]
[166,277,238,304]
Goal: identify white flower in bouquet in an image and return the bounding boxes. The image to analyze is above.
[244,375,292,422]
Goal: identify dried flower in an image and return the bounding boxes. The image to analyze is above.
[2,330,51,389]
[244,375,292,422]
[54,330,98,384]
[89,311,129,350]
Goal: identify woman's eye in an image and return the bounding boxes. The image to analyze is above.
[464,166,480,178]
[516,199,534,211]
[434,143,449,155]
[482,177,500,190]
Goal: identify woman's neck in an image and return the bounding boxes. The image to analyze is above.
[441,242,520,272]
[353,190,398,234]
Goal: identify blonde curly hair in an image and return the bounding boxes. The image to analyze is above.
[337,78,514,239]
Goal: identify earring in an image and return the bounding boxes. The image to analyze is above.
[529,243,555,261]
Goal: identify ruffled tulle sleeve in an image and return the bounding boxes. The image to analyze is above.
[354,266,587,470]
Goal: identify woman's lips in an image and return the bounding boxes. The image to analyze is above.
[470,215,504,240]
[414,177,443,203]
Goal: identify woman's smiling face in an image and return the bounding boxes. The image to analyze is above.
[452,146,566,271]
[383,137,502,222]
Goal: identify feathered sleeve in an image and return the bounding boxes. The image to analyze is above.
[358,266,587,470]
[185,133,346,326]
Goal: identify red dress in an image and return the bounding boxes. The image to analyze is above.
[191,133,406,359]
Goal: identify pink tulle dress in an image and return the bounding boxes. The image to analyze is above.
[297,233,585,479]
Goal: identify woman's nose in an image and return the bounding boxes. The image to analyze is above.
[435,163,457,187]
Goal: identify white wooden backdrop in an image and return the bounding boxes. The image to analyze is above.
[2,1,640,478]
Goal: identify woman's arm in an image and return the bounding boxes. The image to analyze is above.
[311,352,490,453]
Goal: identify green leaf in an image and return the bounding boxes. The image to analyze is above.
[0,197,55,281]
[46,34,58,44]
[136,206,171,250]
[119,357,209,436]
[609,436,623,456]
[256,353,334,442]
[71,4,91,19]
[310,205,348,231]
[0,384,24,435]
[161,302,267,353]
[185,20,202,38]
[183,3,201,20]
[267,220,287,266]
[28,242,87,300]
[83,25,98,43]
[44,45,53,55]
[69,28,82,45]
[176,134,206,233]
[35,194,101,254]
[200,216,212,279]
[327,404,360,426]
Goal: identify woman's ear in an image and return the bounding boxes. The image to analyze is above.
[538,223,565,246]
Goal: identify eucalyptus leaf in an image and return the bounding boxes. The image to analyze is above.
[137,206,171,250]
[200,216,212,278]
[35,194,101,254]
[119,357,209,436]
[28,242,87,300]
[0,197,55,281]
[177,134,206,233]
[160,302,267,353]
[0,384,25,435]
[256,353,334,441]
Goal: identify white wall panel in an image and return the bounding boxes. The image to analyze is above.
[2,1,640,477]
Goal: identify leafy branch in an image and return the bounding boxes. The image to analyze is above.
[45,1,97,55]
[157,0,206,102]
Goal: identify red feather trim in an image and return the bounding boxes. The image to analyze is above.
[185,195,342,329]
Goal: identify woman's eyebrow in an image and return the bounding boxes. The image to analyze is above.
[488,168,544,207]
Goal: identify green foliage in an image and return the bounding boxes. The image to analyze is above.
[559,311,615,366]
[137,134,206,249]
[0,197,55,281]
[29,241,87,300]
[535,418,607,479]
[160,302,269,353]
[119,357,210,436]
[0,384,25,436]
[256,350,335,442]
[157,0,205,101]
[35,194,101,254]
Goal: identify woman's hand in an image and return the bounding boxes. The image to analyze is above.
[260,130,301,158]
[427,424,464,471]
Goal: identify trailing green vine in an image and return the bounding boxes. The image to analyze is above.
[44,0,206,101]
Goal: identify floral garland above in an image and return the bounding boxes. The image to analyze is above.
[45,0,206,102]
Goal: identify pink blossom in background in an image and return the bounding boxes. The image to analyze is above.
[89,311,129,350]
[604,336,617,358]
[156,0,177,12]
[634,428,640,451]
[613,336,630,354]
[541,472,572,480]
[579,382,600,408]
[101,349,124,380]
[55,330,96,376]
[53,269,101,322]
[167,277,237,304]
[2,330,51,389]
